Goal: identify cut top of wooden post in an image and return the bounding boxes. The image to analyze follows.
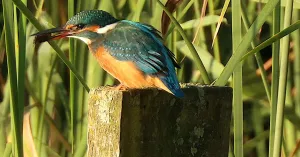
[88,84,232,157]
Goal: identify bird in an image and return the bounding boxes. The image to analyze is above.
[33,10,184,97]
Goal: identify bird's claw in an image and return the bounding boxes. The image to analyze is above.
[116,84,128,90]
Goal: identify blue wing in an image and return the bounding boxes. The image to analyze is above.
[102,20,184,97]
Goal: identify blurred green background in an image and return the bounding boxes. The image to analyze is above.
[1,0,300,156]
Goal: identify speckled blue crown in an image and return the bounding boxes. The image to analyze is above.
[66,10,119,27]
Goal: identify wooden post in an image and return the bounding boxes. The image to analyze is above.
[88,85,232,157]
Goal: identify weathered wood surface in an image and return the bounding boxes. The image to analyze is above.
[88,84,232,157]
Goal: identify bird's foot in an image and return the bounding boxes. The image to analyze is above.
[116,84,128,91]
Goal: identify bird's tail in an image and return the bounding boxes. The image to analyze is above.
[158,54,184,98]
[159,74,184,98]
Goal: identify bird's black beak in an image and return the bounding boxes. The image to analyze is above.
[31,27,71,44]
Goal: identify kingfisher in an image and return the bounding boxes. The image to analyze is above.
[33,10,184,97]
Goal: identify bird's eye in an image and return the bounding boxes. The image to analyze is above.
[76,24,85,29]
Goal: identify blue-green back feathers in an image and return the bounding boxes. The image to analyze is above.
[102,21,184,97]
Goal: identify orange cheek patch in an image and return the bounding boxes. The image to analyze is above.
[83,25,100,32]
[65,24,99,32]
[65,25,75,30]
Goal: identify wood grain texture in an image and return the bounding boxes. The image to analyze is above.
[88,84,232,157]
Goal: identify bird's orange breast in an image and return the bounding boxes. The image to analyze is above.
[90,46,171,93]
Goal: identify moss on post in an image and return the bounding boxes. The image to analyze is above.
[88,84,232,157]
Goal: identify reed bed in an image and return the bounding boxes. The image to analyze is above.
[1,0,300,156]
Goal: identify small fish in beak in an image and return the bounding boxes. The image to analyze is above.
[31,27,71,44]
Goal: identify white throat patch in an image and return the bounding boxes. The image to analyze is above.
[68,36,91,44]
[96,23,118,34]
